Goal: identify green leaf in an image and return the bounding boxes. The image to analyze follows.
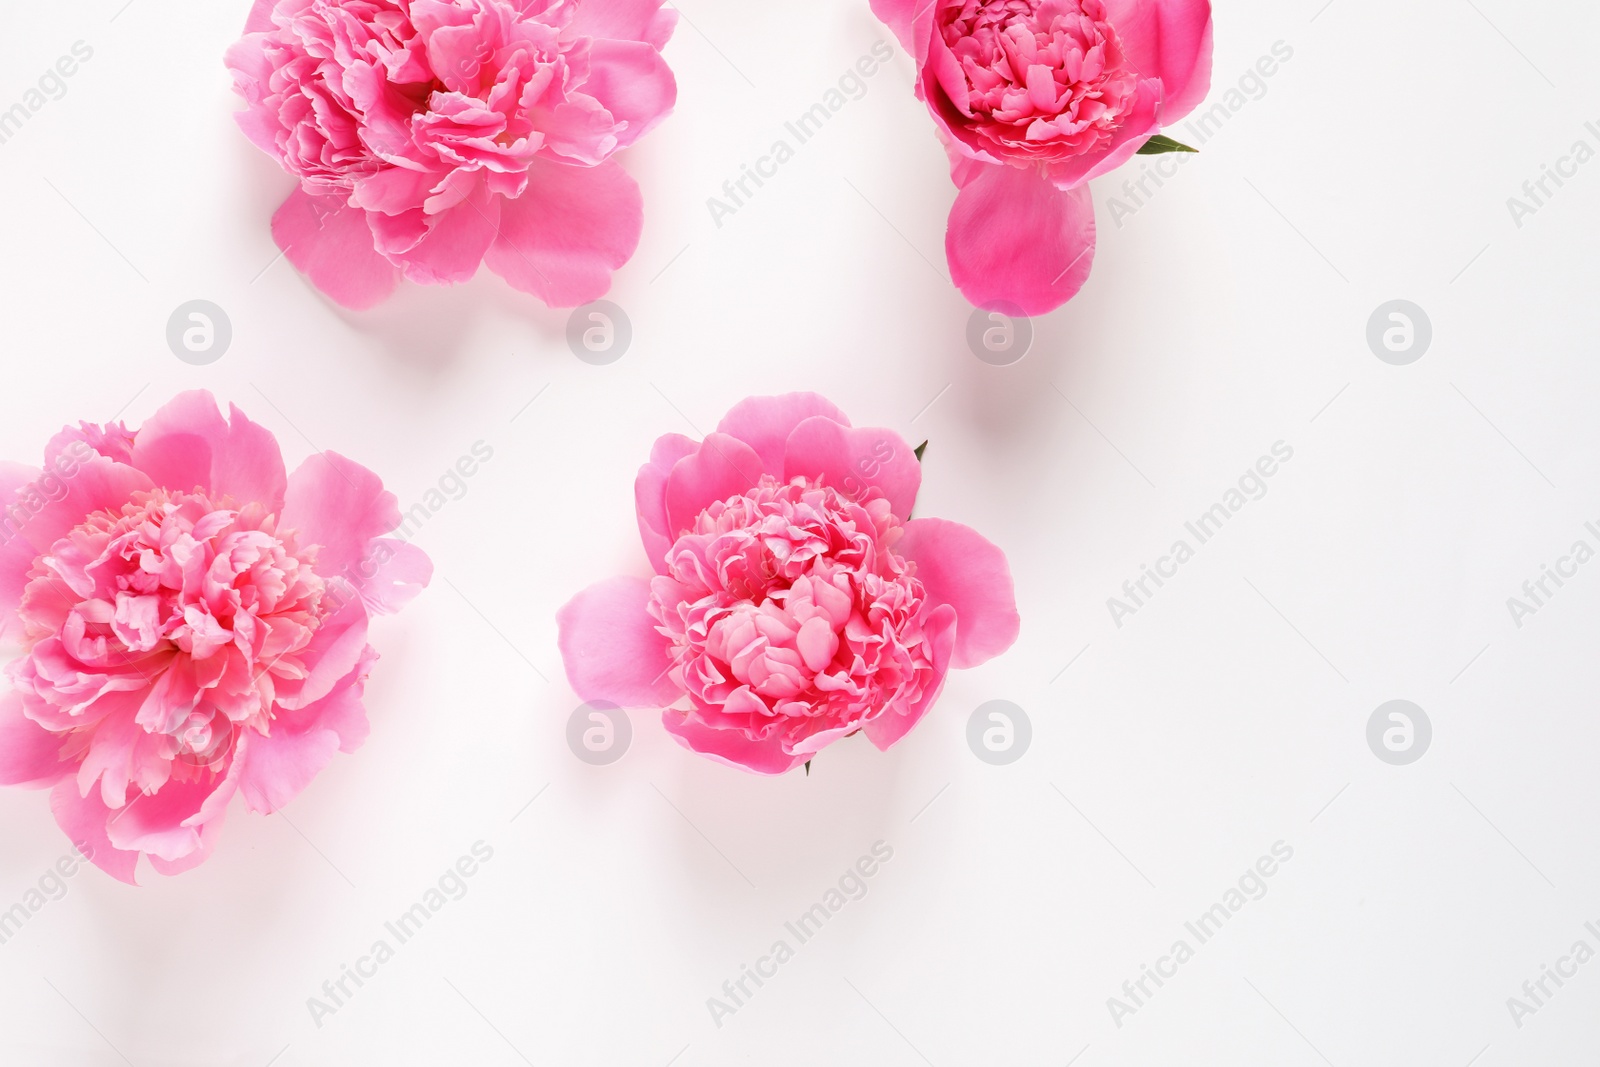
[914,441,928,463]
[1136,134,1198,155]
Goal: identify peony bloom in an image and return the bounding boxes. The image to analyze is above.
[871,0,1212,313]
[557,394,1020,775]
[226,0,677,309]
[0,392,431,883]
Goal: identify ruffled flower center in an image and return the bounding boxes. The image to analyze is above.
[939,0,1141,162]
[8,490,327,782]
[648,478,943,748]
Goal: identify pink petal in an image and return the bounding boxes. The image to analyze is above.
[483,157,642,308]
[557,576,680,708]
[714,394,850,478]
[272,188,400,311]
[1103,0,1214,123]
[634,433,698,572]
[350,538,433,615]
[583,39,677,151]
[243,0,277,33]
[50,779,140,885]
[946,163,1096,316]
[105,767,238,863]
[0,691,69,788]
[783,417,921,519]
[236,726,342,815]
[663,433,764,539]
[129,391,288,511]
[371,186,500,286]
[897,518,1020,669]
[565,0,678,49]
[146,811,228,877]
[271,602,370,712]
[862,603,956,750]
[661,711,810,775]
[280,451,402,580]
[869,0,934,57]
[1041,80,1162,189]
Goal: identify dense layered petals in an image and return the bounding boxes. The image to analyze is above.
[229,0,675,307]
[946,162,1096,315]
[0,392,427,880]
[559,395,1019,775]
[557,575,679,707]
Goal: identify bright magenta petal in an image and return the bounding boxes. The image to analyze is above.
[484,157,642,308]
[715,393,850,478]
[862,603,956,750]
[566,0,678,49]
[946,163,1096,316]
[130,391,288,512]
[557,576,679,707]
[783,417,921,519]
[664,433,764,539]
[1104,0,1214,123]
[280,452,401,579]
[50,779,140,885]
[635,433,698,571]
[272,188,400,311]
[898,518,1020,669]
[661,711,810,775]
[0,692,68,788]
[584,39,676,151]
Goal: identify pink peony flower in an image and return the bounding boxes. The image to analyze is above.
[557,394,1020,775]
[0,392,431,883]
[871,0,1212,313]
[226,0,677,309]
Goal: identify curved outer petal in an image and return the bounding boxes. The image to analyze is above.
[51,778,140,885]
[565,0,678,50]
[946,163,1096,316]
[280,452,402,581]
[663,433,764,540]
[129,391,288,511]
[104,759,240,863]
[896,518,1020,669]
[351,538,433,615]
[869,0,934,59]
[1104,0,1214,123]
[370,186,500,286]
[583,39,677,151]
[0,691,70,788]
[483,157,643,308]
[715,394,850,479]
[243,0,277,33]
[146,810,229,878]
[634,433,698,572]
[272,598,370,712]
[557,576,680,708]
[861,602,956,750]
[661,711,810,775]
[272,188,401,311]
[783,417,921,519]
[236,721,343,815]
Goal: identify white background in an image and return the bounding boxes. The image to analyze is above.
[1,0,1598,1064]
